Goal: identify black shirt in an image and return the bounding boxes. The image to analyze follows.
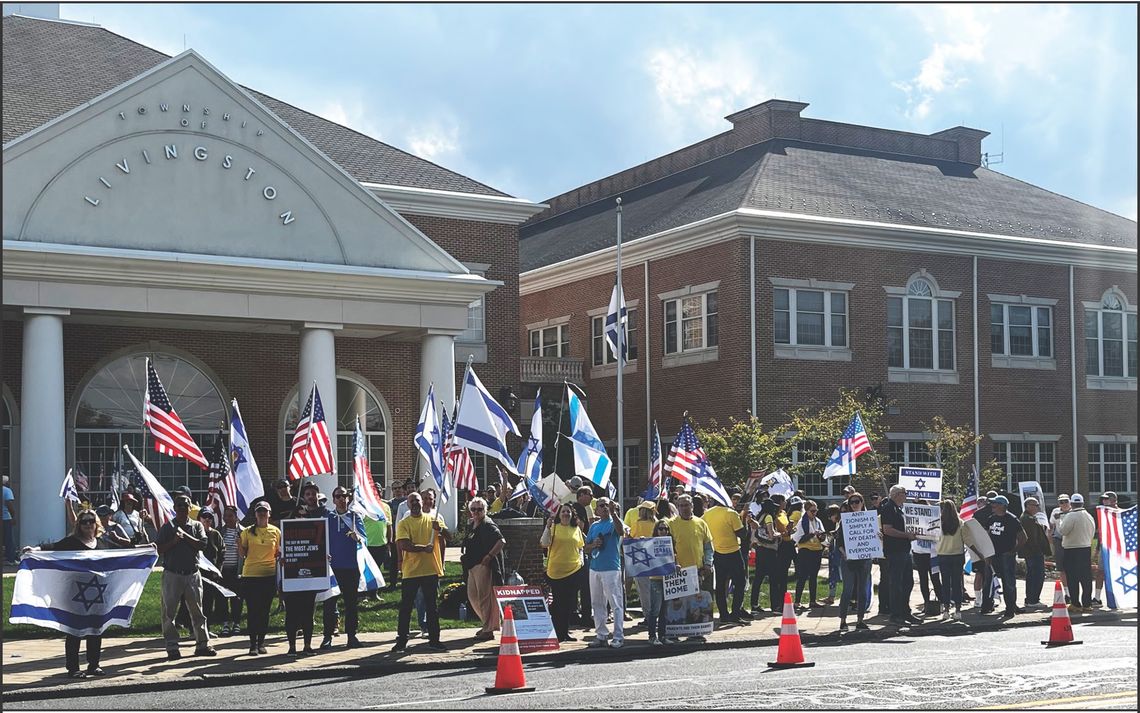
[265,492,298,523]
[461,519,505,575]
[879,499,910,555]
[48,535,109,552]
[986,512,1024,555]
[157,519,206,573]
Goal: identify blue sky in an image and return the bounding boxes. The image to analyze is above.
[63,3,1137,220]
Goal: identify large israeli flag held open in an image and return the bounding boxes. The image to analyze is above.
[230,399,265,518]
[453,367,521,474]
[315,542,386,603]
[10,549,158,637]
[567,386,612,490]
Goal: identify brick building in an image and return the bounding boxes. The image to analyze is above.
[519,99,1137,505]
[1,11,542,545]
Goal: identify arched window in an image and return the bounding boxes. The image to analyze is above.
[887,273,956,371]
[283,375,388,492]
[73,352,226,503]
[1086,288,1137,378]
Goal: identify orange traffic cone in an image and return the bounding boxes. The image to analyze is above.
[768,591,815,669]
[485,605,536,694]
[1042,580,1083,647]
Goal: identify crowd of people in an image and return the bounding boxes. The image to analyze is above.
[18,470,1125,678]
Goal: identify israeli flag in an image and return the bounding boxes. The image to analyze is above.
[414,383,450,503]
[229,399,265,518]
[513,392,544,492]
[59,469,80,504]
[453,367,521,474]
[315,542,386,603]
[10,549,158,637]
[567,386,612,491]
[605,281,628,366]
[622,537,676,578]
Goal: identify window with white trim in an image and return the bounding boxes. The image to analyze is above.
[1088,442,1136,496]
[459,297,485,343]
[664,291,717,354]
[591,309,638,366]
[605,444,641,500]
[1085,291,1137,378]
[887,278,955,370]
[529,324,570,358]
[888,441,938,468]
[994,441,1055,494]
[774,288,847,347]
[991,304,1052,358]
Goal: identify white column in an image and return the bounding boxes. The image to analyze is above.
[299,323,340,497]
[20,308,68,546]
[421,331,457,528]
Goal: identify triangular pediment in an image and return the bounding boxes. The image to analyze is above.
[2,50,467,274]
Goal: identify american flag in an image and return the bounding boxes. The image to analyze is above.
[129,459,170,528]
[959,464,979,520]
[73,467,89,493]
[1098,505,1138,557]
[442,406,477,495]
[822,412,872,479]
[667,418,731,506]
[1098,505,1137,610]
[648,421,663,495]
[352,417,388,519]
[144,358,209,470]
[205,427,235,517]
[288,383,334,480]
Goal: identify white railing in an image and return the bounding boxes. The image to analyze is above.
[520,356,584,384]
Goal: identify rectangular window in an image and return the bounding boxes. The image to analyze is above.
[995,441,1055,493]
[888,295,955,370]
[1087,309,1138,378]
[603,444,641,500]
[591,309,639,366]
[888,441,937,469]
[773,287,848,347]
[1088,442,1136,496]
[664,291,717,355]
[529,324,570,358]
[789,439,843,498]
[991,303,1053,358]
[458,297,485,343]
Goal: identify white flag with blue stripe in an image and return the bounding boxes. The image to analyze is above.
[315,542,386,603]
[605,281,628,366]
[10,548,158,637]
[453,367,521,474]
[59,469,80,504]
[229,399,265,518]
[567,386,612,491]
[414,383,451,503]
[512,392,544,500]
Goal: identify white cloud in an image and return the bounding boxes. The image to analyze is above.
[404,120,461,163]
[315,98,383,142]
[644,44,773,142]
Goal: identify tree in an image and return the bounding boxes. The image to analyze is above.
[923,416,1004,501]
[696,416,779,490]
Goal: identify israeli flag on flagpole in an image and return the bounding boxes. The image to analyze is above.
[10,549,159,636]
[604,281,628,366]
[414,383,450,503]
[229,399,265,519]
[453,367,521,474]
[566,385,612,491]
[315,542,386,603]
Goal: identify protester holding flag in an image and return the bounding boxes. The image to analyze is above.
[322,486,366,650]
[937,499,966,621]
[541,504,586,643]
[238,501,279,655]
[824,503,843,605]
[837,494,872,631]
[156,495,215,660]
[461,496,506,641]
[1092,491,1119,607]
[583,497,628,648]
[112,493,149,544]
[218,505,245,635]
[197,508,226,635]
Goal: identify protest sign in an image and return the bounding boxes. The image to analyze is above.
[760,469,795,499]
[622,536,676,578]
[663,591,714,638]
[902,503,942,541]
[899,467,942,501]
[663,565,700,601]
[961,518,995,562]
[280,518,330,592]
[1018,481,1046,511]
[840,510,882,560]
[494,586,558,653]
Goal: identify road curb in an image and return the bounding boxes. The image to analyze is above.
[3,611,1120,703]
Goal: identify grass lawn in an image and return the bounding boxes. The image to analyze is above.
[2,562,480,640]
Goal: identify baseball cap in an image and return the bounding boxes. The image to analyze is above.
[254,501,272,512]
[1101,491,1118,500]
[638,500,657,510]
[95,504,113,516]
[991,495,1009,507]
[175,485,193,496]
[275,479,290,489]
[173,495,191,508]
[121,493,139,505]
[1023,497,1039,506]
[1070,494,1084,505]
[198,508,216,521]
[1057,494,1070,502]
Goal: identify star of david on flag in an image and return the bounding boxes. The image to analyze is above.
[822,412,872,479]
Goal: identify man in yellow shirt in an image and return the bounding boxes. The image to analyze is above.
[703,501,752,623]
[666,495,714,643]
[393,492,448,652]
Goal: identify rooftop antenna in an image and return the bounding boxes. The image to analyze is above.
[982,123,1005,168]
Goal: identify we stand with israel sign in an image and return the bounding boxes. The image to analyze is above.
[899,467,942,501]
[622,536,676,578]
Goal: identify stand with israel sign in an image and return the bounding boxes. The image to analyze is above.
[622,536,676,578]
[899,467,942,501]
[902,503,942,541]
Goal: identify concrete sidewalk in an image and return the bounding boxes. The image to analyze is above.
[5,570,1132,702]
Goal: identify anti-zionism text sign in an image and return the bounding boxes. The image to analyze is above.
[840,510,883,560]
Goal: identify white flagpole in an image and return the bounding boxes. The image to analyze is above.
[615,197,624,507]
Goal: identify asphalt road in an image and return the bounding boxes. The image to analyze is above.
[11,618,1137,710]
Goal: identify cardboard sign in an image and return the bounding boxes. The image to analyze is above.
[840,510,883,560]
[663,565,700,601]
[494,586,559,653]
[280,518,330,592]
[663,591,714,638]
[622,536,677,578]
[902,503,942,541]
[961,517,995,562]
[899,467,942,501]
[1018,481,1046,511]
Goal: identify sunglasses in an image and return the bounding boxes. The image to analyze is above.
[79,519,96,525]
[333,493,348,498]
[470,507,485,512]
[850,499,863,504]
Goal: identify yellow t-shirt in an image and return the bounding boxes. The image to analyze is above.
[702,506,744,554]
[795,516,825,551]
[624,507,640,530]
[778,510,796,542]
[489,499,504,515]
[629,517,658,539]
[397,513,445,579]
[546,523,585,580]
[668,516,712,568]
[239,524,280,577]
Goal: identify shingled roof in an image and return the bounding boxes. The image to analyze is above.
[2,14,510,197]
[520,110,1137,272]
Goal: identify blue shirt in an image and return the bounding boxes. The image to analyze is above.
[326,509,366,569]
[2,486,13,521]
[586,519,622,572]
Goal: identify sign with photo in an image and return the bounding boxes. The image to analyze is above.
[1018,481,1046,512]
[280,518,330,592]
[494,585,558,653]
[899,467,943,501]
[663,591,714,638]
[840,510,883,560]
[663,565,700,601]
[902,503,942,542]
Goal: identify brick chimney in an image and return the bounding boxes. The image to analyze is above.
[929,127,991,167]
[724,99,810,150]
